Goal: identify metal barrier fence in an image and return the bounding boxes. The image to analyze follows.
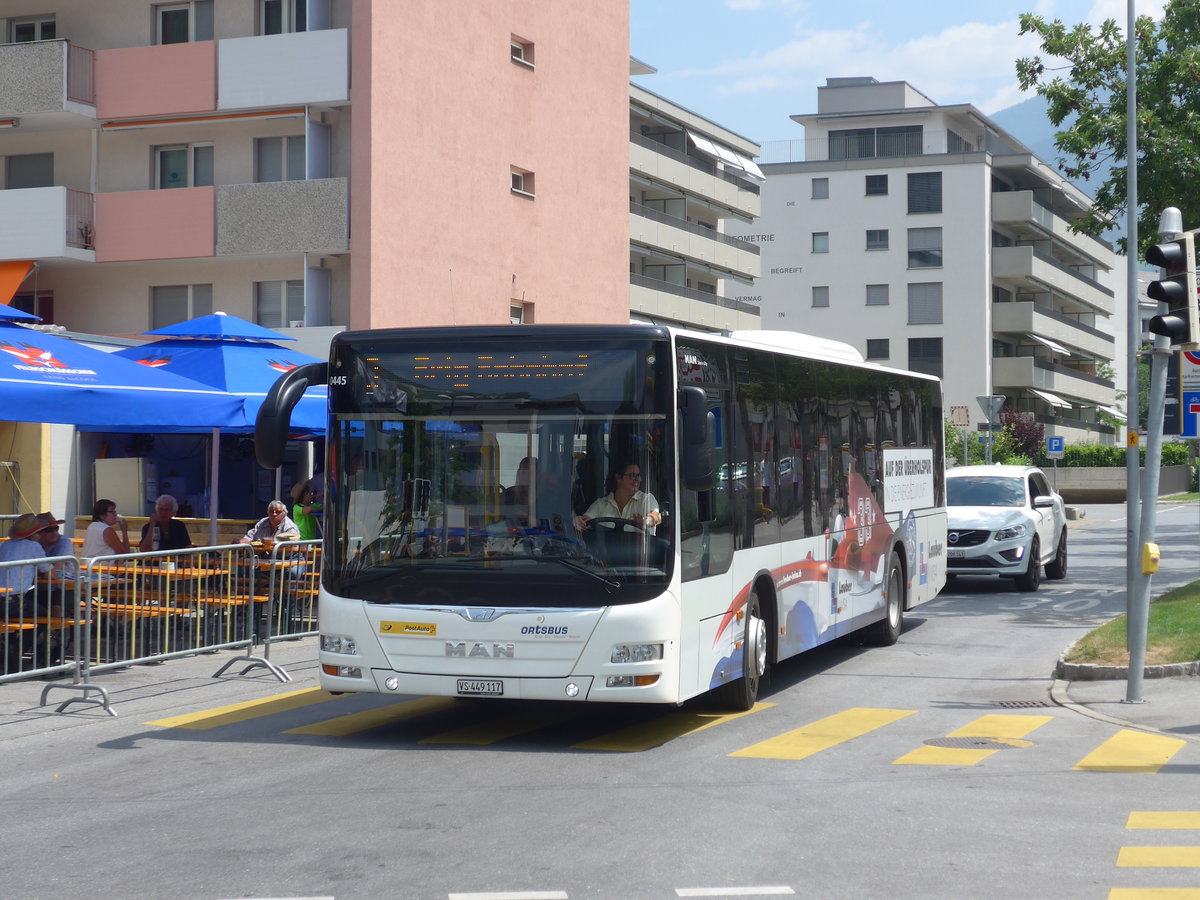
[4,541,324,714]
[2,553,84,686]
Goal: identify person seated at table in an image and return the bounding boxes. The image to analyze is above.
[290,479,322,541]
[0,513,57,617]
[81,499,132,559]
[241,500,301,548]
[35,512,72,559]
[139,494,193,553]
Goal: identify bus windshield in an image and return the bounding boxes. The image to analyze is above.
[324,337,675,607]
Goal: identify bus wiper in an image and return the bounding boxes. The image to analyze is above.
[532,555,622,593]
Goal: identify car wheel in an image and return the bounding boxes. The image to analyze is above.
[862,552,904,646]
[1045,529,1068,580]
[1014,537,1041,592]
[714,588,768,711]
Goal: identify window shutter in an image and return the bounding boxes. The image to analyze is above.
[907,283,943,324]
[907,172,942,213]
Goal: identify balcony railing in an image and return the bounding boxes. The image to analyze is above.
[65,189,94,249]
[630,132,760,195]
[67,43,94,104]
[759,129,986,164]
[630,272,759,314]
[630,202,760,254]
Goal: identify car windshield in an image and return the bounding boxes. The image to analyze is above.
[947,476,1026,508]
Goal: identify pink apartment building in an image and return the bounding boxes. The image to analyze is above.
[0,1,630,518]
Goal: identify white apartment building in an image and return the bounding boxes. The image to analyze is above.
[734,77,1121,444]
[629,64,762,332]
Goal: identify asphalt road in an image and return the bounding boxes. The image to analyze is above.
[0,501,1196,900]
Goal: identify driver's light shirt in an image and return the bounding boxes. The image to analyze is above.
[583,490,660,533]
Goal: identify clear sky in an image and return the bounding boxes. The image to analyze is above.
[630,0,1164,146]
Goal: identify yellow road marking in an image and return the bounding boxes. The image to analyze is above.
[1074,730,1186,773]
[728,707,915,760]
[893,714,1052,766]
[1109,890,1200,898]
[421,707,577,745]
[1117,847,1200,867]
[1127,812,1200,830]
[574,702,773,752]
[283,696,457,736]
[146,687,337,730]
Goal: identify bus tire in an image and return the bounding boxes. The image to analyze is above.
[715,588,767,711]
[863,552,904,646]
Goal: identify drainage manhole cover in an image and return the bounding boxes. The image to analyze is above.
[995,700,1052,709]
[923,736,1034,749]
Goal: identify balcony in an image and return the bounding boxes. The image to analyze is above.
[991,300,1115,360]
[95,187,215,263]
[216,179,348,256]
[630,133,760,219]
[992,356,1116,407]
[0,187,94,263]
[630,273,760,332]
[992,245,1115,316]
[0,40,95,128]
[991,190,1114,261]
[218,29,349,110]
[629,207,761,280]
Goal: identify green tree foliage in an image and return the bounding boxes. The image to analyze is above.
[1017,1,1200,256]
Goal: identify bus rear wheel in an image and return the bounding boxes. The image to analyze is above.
[715,589,767,711]
[862,552,904,646]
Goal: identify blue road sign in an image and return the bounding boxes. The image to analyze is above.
[1183,391,1200,439]
[1046,436,1065,459]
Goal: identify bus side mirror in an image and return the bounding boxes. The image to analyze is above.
[678,386,715,492]
[255,362,328,469]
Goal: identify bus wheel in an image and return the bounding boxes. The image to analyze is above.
[863,553,904,646]
[716,589,767,711]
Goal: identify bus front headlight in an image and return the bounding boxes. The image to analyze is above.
[611,643,663,663]
[321,633,358,654]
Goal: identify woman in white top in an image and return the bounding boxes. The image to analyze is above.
[81,498,132,558]
[574,462,661,533]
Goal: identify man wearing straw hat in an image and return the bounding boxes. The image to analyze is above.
[0,513,55,616]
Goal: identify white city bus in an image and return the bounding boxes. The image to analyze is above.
[256,325,947,709]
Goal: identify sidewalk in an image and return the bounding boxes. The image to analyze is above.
[1053,673,1200,744]
[0,638,321,741]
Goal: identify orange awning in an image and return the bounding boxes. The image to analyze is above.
[0,261,34,306]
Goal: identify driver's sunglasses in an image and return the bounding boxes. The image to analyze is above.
[619,472,642,479]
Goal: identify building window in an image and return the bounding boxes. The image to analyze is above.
[152,284,213,329]
[866,284,889,306]
[812,286,830,308]
[866,339,889,360]
[255,136,305,182]
[908,172,942,213]
[829,125,921,160]
[5,153,53,189]
[865,174,888,196]
[907,282,943,325]
[908,337,943,378]
[866,229,889,251]
[255,280,304,329]
[12,292,53,323]
[511,36,535,68]
[155,144,213,189]
[812,232,829,253]
[811,178,829,200]
[10,15,56,42]
[947,130,973,153]
[262,0,305,35]
[156,1,214,44]
[907,227,943,268]
[511,167,535,198]
[992,285,1014,303]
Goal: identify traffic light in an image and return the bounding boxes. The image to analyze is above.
[1146,232,1199,350]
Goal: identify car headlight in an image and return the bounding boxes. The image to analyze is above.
[994,523,1028,541]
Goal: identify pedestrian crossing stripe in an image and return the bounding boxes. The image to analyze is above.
[728,708,916,760]
[572,702,773,752]
[282,695,458,736]
[893,714,1053,766]
[1128,813,1200,830]
[1116,847,1200,867]
[1074,730,1187,773]
[146,687,337,730]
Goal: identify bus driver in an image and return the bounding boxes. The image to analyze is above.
[573,461,661,534]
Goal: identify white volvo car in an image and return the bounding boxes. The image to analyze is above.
[945,465,1068,591]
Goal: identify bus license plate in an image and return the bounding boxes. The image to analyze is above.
[947,549,967,558]
[457,679,504,696]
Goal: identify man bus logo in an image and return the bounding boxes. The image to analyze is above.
[446,642,515,658]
